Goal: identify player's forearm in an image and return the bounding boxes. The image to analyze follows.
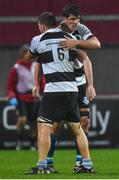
[76,49,94,86]
[34,63,40,87]
[83,57,94,86]
[76,37,101,49]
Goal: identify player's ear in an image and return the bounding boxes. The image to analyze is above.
[63,17,67,23]
[43,25,47,32]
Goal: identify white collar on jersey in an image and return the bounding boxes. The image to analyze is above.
[46,28,62,33]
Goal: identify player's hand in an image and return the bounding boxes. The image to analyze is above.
[86,85,96,101]
[59,37,77,49]
[32,86,39,98]
[9,98,18,106]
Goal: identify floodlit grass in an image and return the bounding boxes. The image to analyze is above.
[0,149,119,179]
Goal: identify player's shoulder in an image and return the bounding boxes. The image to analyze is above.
[76,23,90,34]
[74,23,93,40]
[32,34,45,43]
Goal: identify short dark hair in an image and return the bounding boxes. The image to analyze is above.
[38,12,56,28]
[62,3,80,17]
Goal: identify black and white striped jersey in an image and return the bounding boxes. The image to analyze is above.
[72,23,93,86]
[29,28,78,93]
[59,22,94,86]
[73,23,93,40]
[74,60,86,86]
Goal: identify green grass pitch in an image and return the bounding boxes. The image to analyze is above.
[0,149,119,179]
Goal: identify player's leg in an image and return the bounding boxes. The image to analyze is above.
[75,84,90,167]
[75,109,90,165]
[16,101,27,150]
[36,94,53,173]
[47,121,61,169]
[25,118,53,175]
[37,118,52,169]
[25,93,63,175]
[69,122,94,173]
[27,101,39,150]
[67,92,94,173]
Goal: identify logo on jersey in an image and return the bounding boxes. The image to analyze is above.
[83,96,89,105]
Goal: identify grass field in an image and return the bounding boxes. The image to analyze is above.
[0,149,119,179]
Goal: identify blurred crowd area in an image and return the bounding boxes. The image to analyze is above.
[0,0,119,96]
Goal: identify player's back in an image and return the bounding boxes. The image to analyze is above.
[35,28,78,93]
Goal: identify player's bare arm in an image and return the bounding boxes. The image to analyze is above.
[59,36,101,49]
[32,63,40,97]
[76,49,96,100]
[23,51,40,97]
